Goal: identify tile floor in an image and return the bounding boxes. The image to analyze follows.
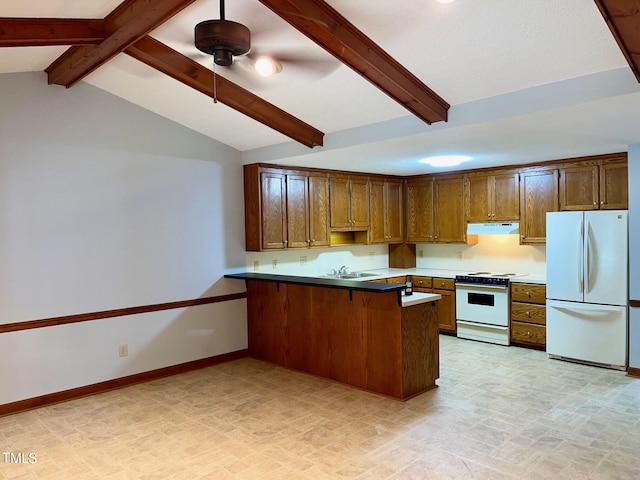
[1,335,639,479]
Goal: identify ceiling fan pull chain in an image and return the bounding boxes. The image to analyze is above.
[213,58,218,104]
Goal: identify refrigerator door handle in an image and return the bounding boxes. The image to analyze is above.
[585,220,590,294]
[548,303,623,315]
[578,219,584,293]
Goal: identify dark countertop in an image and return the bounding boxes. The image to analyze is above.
[225,272,406,293]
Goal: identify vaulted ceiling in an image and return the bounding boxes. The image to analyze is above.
[2,0,640,175]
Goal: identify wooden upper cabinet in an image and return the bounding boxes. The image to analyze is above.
[261,170,288,250]
[406,179,434,243]
[244,164,330,251]
[466,172,519,222]
[369,179,403,244]
[386,180,403,243]
[286,174,309,249]
[308,174,331,247]
[519,169,558,245]
[406,176,471,244]
[329,174,370,231]
[600,161,628,209]
[434,176,467,243]
[559,164,598,210]
[559,158,627,210]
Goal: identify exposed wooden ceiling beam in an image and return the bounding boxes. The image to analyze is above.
[45,0,197,87]
[594,0,640,82]
[125,36,324,148]
[257,0,450,125]
[0,18,105,46]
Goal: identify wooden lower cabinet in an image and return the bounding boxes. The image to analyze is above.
[413,276,456,334]
[510,282,547,349]
[246,280,439,400]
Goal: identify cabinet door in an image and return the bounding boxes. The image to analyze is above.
[369,180,387,243]
[465,175,490,222]
[434,288,456,334]
[261,171,287,249]
[406,180,433,243]
[560,165,598,210]
[434,177,466,243]
[493,173,520,220]
[350,176,370,229]
[386,180,404,243]
[308,175,331,247]
[519,169,558,245]
[329,175,351,229]
[600,162,628,209]
[286,174,309,248]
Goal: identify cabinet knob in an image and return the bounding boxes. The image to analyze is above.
[441,282,445,287]
[526,291,530,297]
[600,201,604,205]
[526,311,531,317]
[521,235,525,240]
[593,201,597,206]
[487,213,491,217]
[527,331,531,337]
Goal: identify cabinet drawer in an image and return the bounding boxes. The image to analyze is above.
[386,276,407,285]
[511,321,546,346]
[511,302,546,325]
[412,276,433,289]
[433,277,455,290]
[511,283,546,304]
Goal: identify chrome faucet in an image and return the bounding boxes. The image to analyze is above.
[338,265,349,275]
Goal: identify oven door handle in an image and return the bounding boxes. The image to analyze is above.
[455,283,508,290]
[456,320,508,331]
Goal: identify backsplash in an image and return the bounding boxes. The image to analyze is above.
[244,235,546,276]
[416,234,546,274]
[245,244,389,276]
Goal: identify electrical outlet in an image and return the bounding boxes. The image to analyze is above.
[119,344,128,357]
[272,259,277,269]
[457,251,463,260]
[253,260,259,271]
[418,250,424,258]
[300,256,307,266]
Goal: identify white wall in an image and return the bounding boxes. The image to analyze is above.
[628,143,639,368]
[0,73,247,404]
[416,234,546,274]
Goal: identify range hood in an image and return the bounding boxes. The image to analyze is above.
[467,222,520,235]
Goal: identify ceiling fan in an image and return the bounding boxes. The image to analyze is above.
[192,0,337,81]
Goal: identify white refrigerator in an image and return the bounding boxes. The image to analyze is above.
[546,210,628,370]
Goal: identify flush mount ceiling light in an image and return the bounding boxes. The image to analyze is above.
[253,57,282,77]
[436,0,457,3]
[419,155,472,167]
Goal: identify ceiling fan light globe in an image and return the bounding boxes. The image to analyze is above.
[254,57,281,76]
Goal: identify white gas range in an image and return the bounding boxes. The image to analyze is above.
[454,272,527,346]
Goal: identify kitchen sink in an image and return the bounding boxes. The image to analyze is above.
[322,272,379,279]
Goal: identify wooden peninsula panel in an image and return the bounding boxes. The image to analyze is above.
[244,280,439,400]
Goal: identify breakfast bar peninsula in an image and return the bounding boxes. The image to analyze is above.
[225,272,441,400]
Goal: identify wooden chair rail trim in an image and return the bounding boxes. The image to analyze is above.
[0,349,249,417]
[0,292,247,334]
